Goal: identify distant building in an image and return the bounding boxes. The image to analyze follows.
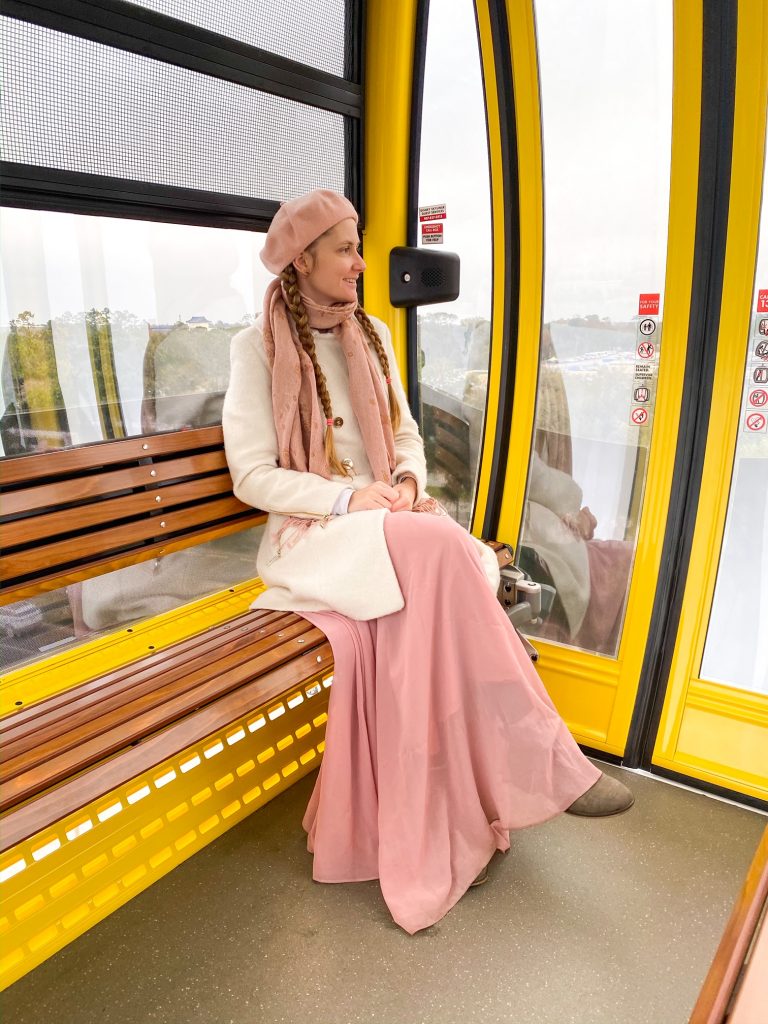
[186,316,211,330]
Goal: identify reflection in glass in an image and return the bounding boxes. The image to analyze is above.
[701,158,768,695]
[0,526,264,674]
[0,209,272,454]
[519,1,672,657]
[415,0,493,529]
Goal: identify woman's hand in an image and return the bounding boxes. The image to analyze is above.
[390,478,417,513]
[562,506,597,540]
[347,481,400,512]
[347,479,418,513]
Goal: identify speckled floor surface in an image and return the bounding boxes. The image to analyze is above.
[1,761,765,1024]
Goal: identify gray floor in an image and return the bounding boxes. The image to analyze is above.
[2,762,765,1024]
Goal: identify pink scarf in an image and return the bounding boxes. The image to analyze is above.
[261,278,396,484]
[260,278,447,560]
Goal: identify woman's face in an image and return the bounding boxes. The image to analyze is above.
[293,218,366,306]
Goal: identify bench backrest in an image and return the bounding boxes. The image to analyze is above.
[1,425,263,605]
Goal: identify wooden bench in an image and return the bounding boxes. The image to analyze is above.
[1,424,260,605]
[689,825,768,1023]
[0,433,521,989]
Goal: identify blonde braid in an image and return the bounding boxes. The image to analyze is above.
[279,264,350,478]
[354,307,402,433]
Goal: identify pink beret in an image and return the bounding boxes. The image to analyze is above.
[260,189,359,275]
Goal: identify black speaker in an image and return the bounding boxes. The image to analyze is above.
[389,247,460,308]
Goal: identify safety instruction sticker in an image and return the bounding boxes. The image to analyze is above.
[419,204,446,222]
[422,222,443,244]
[630,407,649,426]
[757,289,768,313]
[639,293,660,316]
[421,223,444,244]
[744,411,767,433]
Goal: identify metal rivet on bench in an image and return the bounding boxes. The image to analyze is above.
[155,496,161,503]
[297,638,305,643]
[316,656,322,662]
[142,443,149,450]
[160,521,166,528]
[277,632,284,637]
[150,469,157,477]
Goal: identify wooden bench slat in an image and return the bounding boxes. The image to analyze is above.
[0,625,328,813]
[0,640,334,853]
[0,514,263,607]
[0,615,313,769]
[0,609,288,735]
[6,472,235,547]
[1,495,252,582]
[2,450,230,517]
[0,425,224,486]
[0,611,290,742]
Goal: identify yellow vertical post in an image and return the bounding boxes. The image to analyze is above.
[362,0,420,380]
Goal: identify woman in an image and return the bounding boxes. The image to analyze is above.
[222,189,633,935]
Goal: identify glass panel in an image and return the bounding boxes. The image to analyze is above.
[0,208,274,453]
[519,1,672,657]
[415,0,493,530]
[700,158,768,694]
[123,0,351,80]
[0,526,264,674]
[1,18,345,200]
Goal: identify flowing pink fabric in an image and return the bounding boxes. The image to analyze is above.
[300,511,601,935]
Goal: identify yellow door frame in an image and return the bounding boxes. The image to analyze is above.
[653,0,768,802]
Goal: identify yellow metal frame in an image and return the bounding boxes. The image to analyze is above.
[362,0,419,380]
[653,0,768,800]
[469,1,524,537]
[474,1,703,756]
[0,670,333,989]
[478,0,543,548]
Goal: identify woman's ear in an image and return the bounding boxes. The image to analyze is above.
[293,250,313,276]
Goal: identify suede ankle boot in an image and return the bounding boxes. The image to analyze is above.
[566,772,634,816]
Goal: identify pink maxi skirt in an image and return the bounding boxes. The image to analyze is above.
[301,511,601,935]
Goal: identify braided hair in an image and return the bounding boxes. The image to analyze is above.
[280,262,402,479]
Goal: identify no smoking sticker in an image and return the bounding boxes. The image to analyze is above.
[630,407,649,426]
[745,411,767,432]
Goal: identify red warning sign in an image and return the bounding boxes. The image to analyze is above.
[421,222,443,245]
[630,407,649,426]
[745,412,766,432]
[639,293,660,316]
[419,204,446,222]
[757,290,768,313]
[748,389,768,407]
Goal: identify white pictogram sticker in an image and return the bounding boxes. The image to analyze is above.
[639,318,656,337]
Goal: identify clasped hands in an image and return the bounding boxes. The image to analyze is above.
[347,478,417,514]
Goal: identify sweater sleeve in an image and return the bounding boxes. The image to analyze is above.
[372,317,429,503]
[222,324,352,518]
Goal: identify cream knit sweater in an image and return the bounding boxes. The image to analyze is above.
[222,313,500,619]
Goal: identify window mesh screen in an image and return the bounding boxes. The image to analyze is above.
[123,0,352,79]
[1,18,346,201]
